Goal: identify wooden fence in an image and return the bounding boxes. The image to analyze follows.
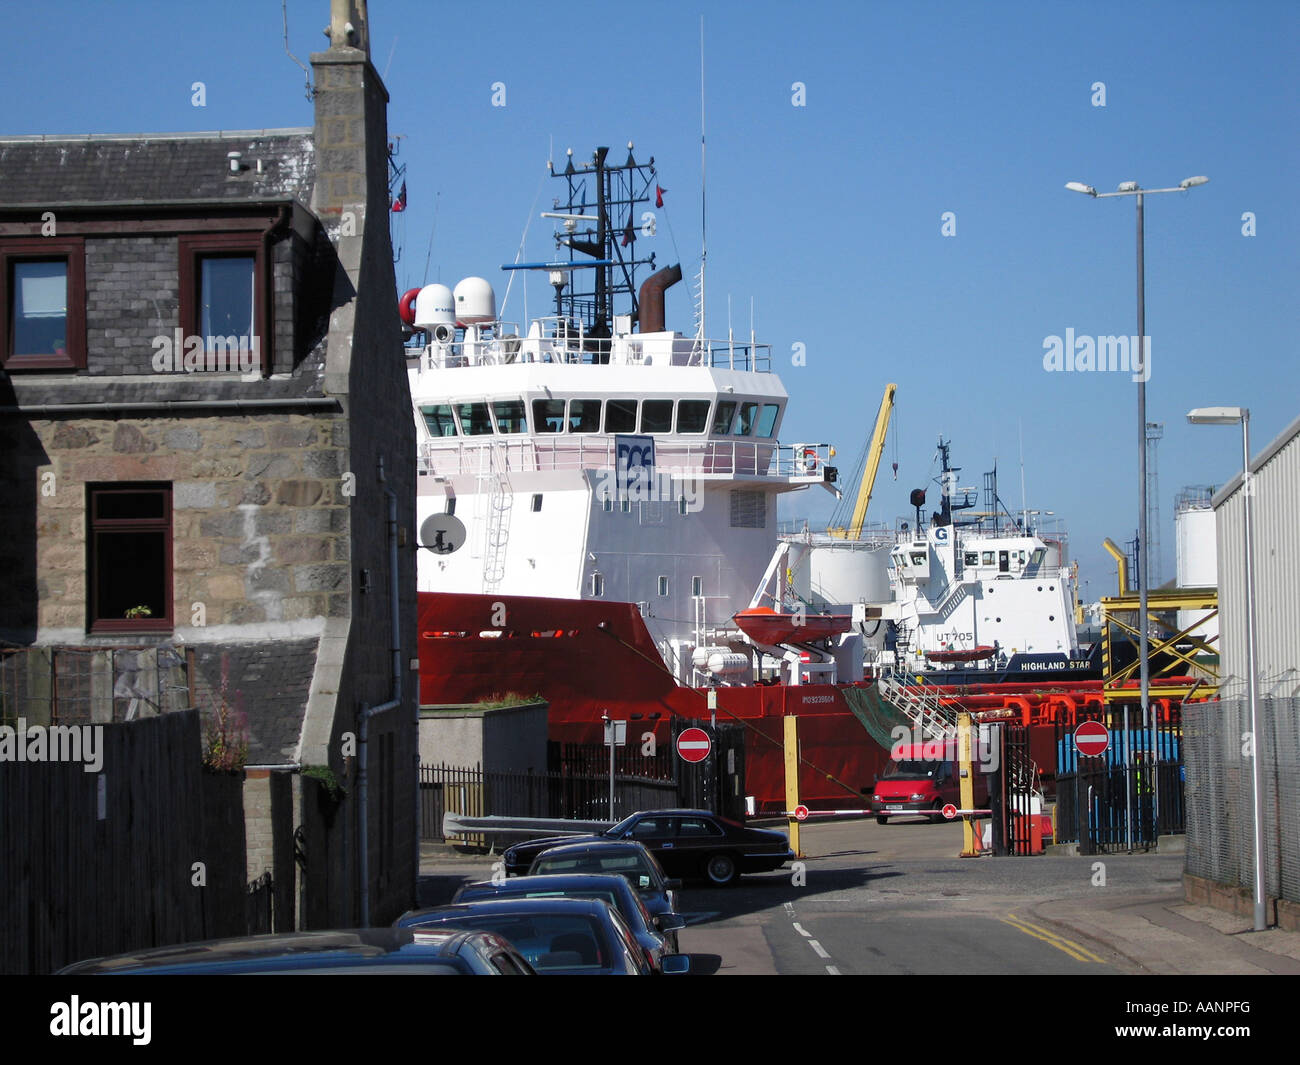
[0,709,249,974]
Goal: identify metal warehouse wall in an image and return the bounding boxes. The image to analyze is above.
[1212,413,1300,699]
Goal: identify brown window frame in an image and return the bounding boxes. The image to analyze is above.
[178,232,269,375]
[86,482,174,634]
[0,237,87,370]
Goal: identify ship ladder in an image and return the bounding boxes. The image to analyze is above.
[480,445,513,594]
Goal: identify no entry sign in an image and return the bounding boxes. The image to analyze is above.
[676,727,712,764]
[793,804,810,822]
[1074,720,1110,758]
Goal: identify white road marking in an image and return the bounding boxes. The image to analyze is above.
[786,902,840,973]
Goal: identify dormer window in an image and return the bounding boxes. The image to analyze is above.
[179,233,267,373]
[1,238,86,370]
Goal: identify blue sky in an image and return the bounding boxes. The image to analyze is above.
[7,0,1297,593]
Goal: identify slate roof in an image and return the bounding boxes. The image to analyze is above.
[191,639,320,766]
[0,129,315,209]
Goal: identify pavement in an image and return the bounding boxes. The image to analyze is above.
[415,821,1300,976]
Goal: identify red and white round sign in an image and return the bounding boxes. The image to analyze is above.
[942,803,958,820]
[676,727,712,763]
[793,804,809,822]
[1074,720,1110,758]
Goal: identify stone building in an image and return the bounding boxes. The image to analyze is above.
[0,3,416,928]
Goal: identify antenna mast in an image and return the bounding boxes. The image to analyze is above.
[696,16,707,347]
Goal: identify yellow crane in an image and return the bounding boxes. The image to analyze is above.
[827,383,896,539]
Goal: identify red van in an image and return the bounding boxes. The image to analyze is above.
[870,741,988,824]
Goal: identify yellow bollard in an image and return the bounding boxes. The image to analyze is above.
[784,715,802,858]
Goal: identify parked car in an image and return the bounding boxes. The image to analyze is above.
[504,809,794,886]
[451,872,687,958]
[525,840,681,922]
[395,896,687,975]
[57,928,535,975]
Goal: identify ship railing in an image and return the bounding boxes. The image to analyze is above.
[419,438,835,480]
[683,341,772,372]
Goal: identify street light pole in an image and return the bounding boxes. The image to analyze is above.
[1187,405,1265,931]
[1066,175,1208,852]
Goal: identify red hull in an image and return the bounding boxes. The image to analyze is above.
[417,592,890,808]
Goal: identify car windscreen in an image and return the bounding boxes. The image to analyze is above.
[531,853,657,890]
[882,760,943,780]
[458,887,621,913]
[405,913,608,972]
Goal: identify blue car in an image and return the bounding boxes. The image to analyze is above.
[451,873,687,960]
[395,896,688,975]
[57,928,535,975]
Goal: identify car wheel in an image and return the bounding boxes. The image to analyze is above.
[705,853,738,886]
[876,816,888,826]
[929,801,945,824]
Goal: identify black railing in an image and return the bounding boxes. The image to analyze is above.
[419,763,677,841]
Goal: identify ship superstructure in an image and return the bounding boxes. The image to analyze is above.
[877,439,1083,674]
[404,146,838,681]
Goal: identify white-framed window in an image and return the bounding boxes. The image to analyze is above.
[657,576,669,597]
[691,576,702,597]
[591,573,604,597]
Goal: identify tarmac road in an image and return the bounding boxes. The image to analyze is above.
[418,815,1300,978]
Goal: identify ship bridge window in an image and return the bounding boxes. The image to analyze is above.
[532,399,566,433]
[712,400,738,435]
[640,400,674,433]
[677,400,711,434]
[1030,548,1045,566]
[456,401,493,436]
[982,551,994,565]
[756,403,780,438]
[421,404,458,437]
[567,399,602,433]
[492,399,527,434]
[735,402,759,435]
[910,552,927,565]
[964,552,979,566]
[605,398,638,433]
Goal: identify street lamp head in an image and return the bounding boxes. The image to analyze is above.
[1187,405,1246,425]
[1065,181,1097,196]
[1179,175,1210,189]
[1117,181,1140,192]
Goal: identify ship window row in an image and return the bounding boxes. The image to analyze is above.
[420,398,781,439]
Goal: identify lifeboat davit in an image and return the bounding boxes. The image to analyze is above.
[733,606,852,646]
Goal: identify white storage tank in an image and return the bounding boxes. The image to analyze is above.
[791,536,893,611]
[1175,485,1218,647]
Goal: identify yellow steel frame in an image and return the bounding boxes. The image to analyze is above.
[1100,587,1219,702]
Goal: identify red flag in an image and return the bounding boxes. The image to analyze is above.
[655,185,666,208]
[391,181,407,212]
[621,218,635,246]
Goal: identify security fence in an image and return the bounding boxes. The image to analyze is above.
[1053,707,1184,853]
[1184,697,1300,905]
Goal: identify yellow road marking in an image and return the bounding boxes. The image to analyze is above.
[1001,913,1106,964]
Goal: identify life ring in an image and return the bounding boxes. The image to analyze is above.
[398,287,422,325]
[800,448,819,473]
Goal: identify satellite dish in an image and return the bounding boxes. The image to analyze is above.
[419,514,467,555]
